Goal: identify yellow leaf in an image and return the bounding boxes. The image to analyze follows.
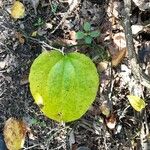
[112,48,126,67]
[31,31,38,37]
[11,1,25,19]
[3,118,27,150]
[127,95,146,111]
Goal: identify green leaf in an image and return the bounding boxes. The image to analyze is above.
[85,36,93,44]
[127,95,146,111]
[29,51,99,122]
[90,31,100,37]
[76,31,85,39]
[83,22,91,32]
[34,17,44,27]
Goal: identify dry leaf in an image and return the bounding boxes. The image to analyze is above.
[132,0,150,10]
[4,118,27,150]
[97,61,109,72]
[31,31,38,37]
[131,25,143,35]
[113,32,126,49]
[15,32,25,44]
[45,23,53,29]
[112,48,126,67]
[105,114,116,130]
[11,1,25,19]
[100,101,110,117]
[107,1,123,19]
[127,95,146,112]
[69,31,76,41]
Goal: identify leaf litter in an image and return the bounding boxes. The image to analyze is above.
[0,0,150,149]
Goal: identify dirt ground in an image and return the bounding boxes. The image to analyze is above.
[0,0,150,149]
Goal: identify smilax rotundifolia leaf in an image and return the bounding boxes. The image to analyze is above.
[29,51,99,122]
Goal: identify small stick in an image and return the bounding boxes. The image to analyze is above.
[50,0,79,34]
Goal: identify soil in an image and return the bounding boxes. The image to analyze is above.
[0,0,150,150]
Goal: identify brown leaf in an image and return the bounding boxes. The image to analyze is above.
[72,143,78,150]
[113,32,126,49]
[112,48,126,67]
[97,61,109,72]
[105,114,117,130]
[15,32,25,44]
[4,118,27,150]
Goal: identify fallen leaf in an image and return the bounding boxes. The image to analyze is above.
[100,101,110,117]
[15,32,25,44]
[113,32,126,49]
[105,114,116,130]
[127,95,146,112]
[68,0,78,12]
[11,1,25,19]
[31,31,38,37]
[72,143,78,150]
[45,23,53,29]
[69,31,76,41]
[132,0,150,10]
[4,118,27,150]
[131,25,143,35]
[107,1,123,19]
[97,61,109,72]
[112,48,126,67]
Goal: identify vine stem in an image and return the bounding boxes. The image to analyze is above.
[24,35,64,54]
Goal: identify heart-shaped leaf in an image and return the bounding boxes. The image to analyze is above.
[29,51,99,122]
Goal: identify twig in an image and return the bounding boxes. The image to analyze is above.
[140,110,150,150]
[24,144,41,150]
[108,62,114,112]
[50,0,79,34]
[24,35,64,54]
[123,0,150,89]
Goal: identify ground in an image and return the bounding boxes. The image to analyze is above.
[0,0,150,150]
